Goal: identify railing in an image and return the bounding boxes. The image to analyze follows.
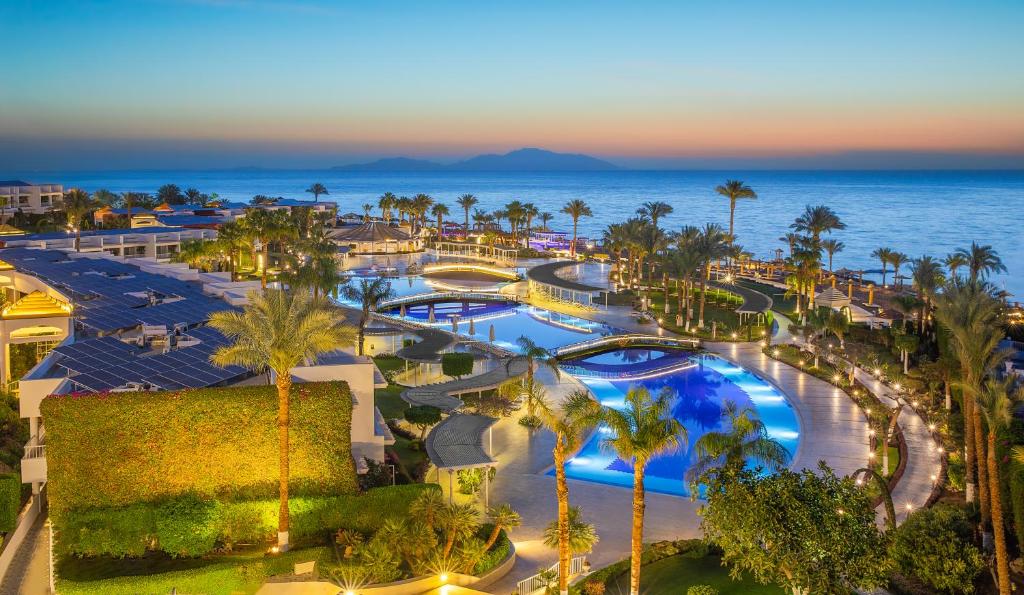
[422,262,521,280]
[560,359,698,380]
[23,432,45,460]
[555,334,701,357]
[377,291,519,310]
[516,556,587,595]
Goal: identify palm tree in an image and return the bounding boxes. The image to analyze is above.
[409,489,445,530]
[955,242,1007,285]
[431,203,450,243]
[714,180,756,243]
[573,386,687,595]
[910,256,945,334]
[216,221,247,280]
[183,187,205,205]
[361,203,373,222]
[378,192,397,224]
[410,194,434,234]
[695,224,730,328]
[780,232,800,258]
[944,252,968,283]
[173,238,212,270]
[975,378,1017,594]
[243,208,294,289]
[61,188,95,251]
[456,194,478,238]
[522,202,539,247]
[871,247,895,287]
[636,201,674,228]
[540,389,597,595]
[821,239,844,272]
[888,251,909,288]
[539,211,554,231]
[685,400,790,487]
[791,204,845,242]
[560,199,593,257]
[484,504,521,550]
[342,278,395,355]
[209,289,355,550]
[305,182,328,203]
[437,502,479,558]
[541,506,599,562]
[471,208,492,231]
[667,236,702,329]
[509,336,560,411]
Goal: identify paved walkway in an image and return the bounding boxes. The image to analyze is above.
[0,512,49,595]
[401,358,529,411]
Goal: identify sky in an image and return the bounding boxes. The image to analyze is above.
[2,0,1023,170]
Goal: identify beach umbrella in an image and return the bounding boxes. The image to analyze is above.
[399,303,406,318]
[489,324,496,342]
[428,305,436,324]
[468,318,476,335]
[452,316,459,333]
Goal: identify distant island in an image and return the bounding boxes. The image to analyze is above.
[332,147,619,172]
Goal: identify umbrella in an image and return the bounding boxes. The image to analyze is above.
[399,303,406,318]
[489,324,496,342]
[428,305,436,324]
[468,318,476,335]
[452,316,459,333]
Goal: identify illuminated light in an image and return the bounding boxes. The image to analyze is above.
[930,474,937,481]
[730,332,738,339]
[893,382,902,391]
[874,368,882,376]
[928,423,936,431]
[868,429,876,436]
[772,349,780,357]
[912,400,919,407]
[439,573,449,583]
[937,446,945,453]
[346,591,356,595]
[798,360,805,366]
[832,374,841,382]
[270,545,280,554]
[866,408,872,415]
[905,503,913,511]
[868,451,876,458]
[855,478,864,486]
[837,508,845,515]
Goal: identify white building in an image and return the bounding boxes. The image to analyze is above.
[0,181,63,219]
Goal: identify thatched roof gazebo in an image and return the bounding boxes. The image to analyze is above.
[328,221,423,255]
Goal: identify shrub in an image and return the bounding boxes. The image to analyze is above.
[404,405,442,439]
[155,494,221,558]
[1010,461,1024,549]
[0,474,21,532]
[887,505,984,593]
[441,352,474,379]
[687,586,718,595]
[42,381,358,514]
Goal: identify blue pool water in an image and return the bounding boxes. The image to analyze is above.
[556,354,800,497]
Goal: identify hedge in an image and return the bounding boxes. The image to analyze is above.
[41,382,359,514]
[0,474,20,532]
[55,485,436,558]
[56,546,326,595]
[441,352,474,379]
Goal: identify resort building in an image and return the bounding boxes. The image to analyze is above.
[0,248,392,493]
[329,221,423,254]
[0,226,216,260]
[0,180,63,220]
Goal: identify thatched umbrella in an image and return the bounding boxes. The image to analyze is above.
[452,316,459,333]
[399,303,406,318]
[489,324,496,342]
[428,304,436,324]
[469,318,476,335]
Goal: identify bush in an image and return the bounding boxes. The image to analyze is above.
[56,485,436,558]
[687,586,718,595]
[404,405,442,439]
[441,352,474,379]
[888,505,984,593]
[42,381,358,514]
[474,529,511,575]
[570,539,710,593]
[0,474,21,532]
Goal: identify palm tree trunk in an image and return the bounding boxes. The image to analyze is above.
[571,219,578,257]
[964,389,977,503]
[554,438,571,595]
[629,464,646,595]
[944,381,951,411]
[974,407,990,525]
[988,431,1011,594]
[728,198,736,241]
[484,523,503,551]
[464,210,470,239]
[261,244,269,289]
[357,316,367,355]
[698,273,707,328]
[276,372,292,550]
[75,228,81,252]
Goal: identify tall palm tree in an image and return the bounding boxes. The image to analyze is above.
[342,278,395,355]
[954,242,1007,285]
[456,194,478,238]
[976,379,1017,594]
[573,386,687,595]
[714,180,756,243]
[509,336,559,412]
[685,400,790,487]
[431,203,450,242]
[209,289,355,550]
[243,208,294,289]
[636,201,674,228]
[541,506,599,579]
[780,232,800,258]
[396,196,412,223]
[484,504,521,550]
[504,200,525,245]
[888,251,909,288]
[183,187,205,205]
[539,211,554,231]
[61,188,95,251]
[173,238,212,270]
[411,194,434,234]
[791,204,845,242]
[216,220,247,280]
[944,252,968,283]
[821,239,844,272]
[378,192,397,224]
[667,238,702,329]
[871,247,895,287]
[361,203,373,222]
[910,256,945,334]
[522,202,539,247]
[540,389,597,595]
[305,182,328,203]
[560,199,593,257]
[696,223,730,328]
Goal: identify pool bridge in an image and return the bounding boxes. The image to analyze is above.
[377,291,519,311]
[554,334,700,359]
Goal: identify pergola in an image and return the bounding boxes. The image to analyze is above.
[425,413,498,505]
[436,242,517,266]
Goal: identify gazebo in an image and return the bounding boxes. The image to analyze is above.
[328,221,422,254]
[425,413,498,505]
[815,286,853,319]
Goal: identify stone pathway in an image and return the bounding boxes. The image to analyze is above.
[0,513,49,595]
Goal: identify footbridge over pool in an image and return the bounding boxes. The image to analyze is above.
[377,291,519,311]
[553,334,701,359]
[554,334,702,380]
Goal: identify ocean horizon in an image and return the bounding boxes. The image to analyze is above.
[5,168,1022,298]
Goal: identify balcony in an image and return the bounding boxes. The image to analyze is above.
[21,433,46,484]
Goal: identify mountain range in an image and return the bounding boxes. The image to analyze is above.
[331,148,619,172]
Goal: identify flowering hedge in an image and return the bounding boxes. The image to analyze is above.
[41,381,358,514]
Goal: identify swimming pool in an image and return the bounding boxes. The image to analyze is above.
[556,353,800,497]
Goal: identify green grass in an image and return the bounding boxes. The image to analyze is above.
[373,355,406,376]
[56,547,327,595]
[647,289,769,342]
[875,442,901,479]
[374,384,408,421]
[737,279,797,316]
[608,553,785,594]
[389,435,428,483]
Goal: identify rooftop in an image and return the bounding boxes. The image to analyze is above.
[330,221,412,243]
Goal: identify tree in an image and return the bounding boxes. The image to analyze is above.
[954,241,1007,285]
[821,239,844,272]
[378,192,397,224]
[456,194,478,238]
[183,187,206,206]
[173,238,213,270]
[341,278,395,355]
[944,252,968,283]
[888,505,985,594]
[791,204,845,242]
[362,203,373,222]
[871,247,894,287]
[911,255,946,334]
[701,463,889,595]
[686,400,790,487]
[157,183,185,205]
[243,208,294,289]
[714,180,756,243]
[888,251,909,288]
[541,506,599,557]
[305,183,328,203]
[510,336,560,415]
[437,502,479,558]
[636,201,674,228]
[695,224,730,328]
[409,489,445,530]
[484,503,522,550]
[404,405,442,439]
[441,352,474,379]
[560,199,593,257]
[410,194,434,234]
[539,211,554,231]
[61,189,95,251]
[431,203,450,242]
[209,289,355,550]
[975,378,1017,594]
[572,386,686,595]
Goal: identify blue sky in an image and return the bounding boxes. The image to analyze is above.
[2,0,1023,170]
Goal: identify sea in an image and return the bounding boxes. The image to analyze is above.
[9,169,1023,298]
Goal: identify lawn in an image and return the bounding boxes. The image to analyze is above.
[647,288,770,342]
[607,553,785,594]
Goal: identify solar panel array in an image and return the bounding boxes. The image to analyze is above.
[1,248,250,392]
[0,248,234,332]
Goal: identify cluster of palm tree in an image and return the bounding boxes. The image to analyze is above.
[776,205,847,318]
[374,193,437,233]
[871,247,910,288]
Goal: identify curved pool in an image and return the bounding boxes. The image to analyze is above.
[556,353,800,497]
